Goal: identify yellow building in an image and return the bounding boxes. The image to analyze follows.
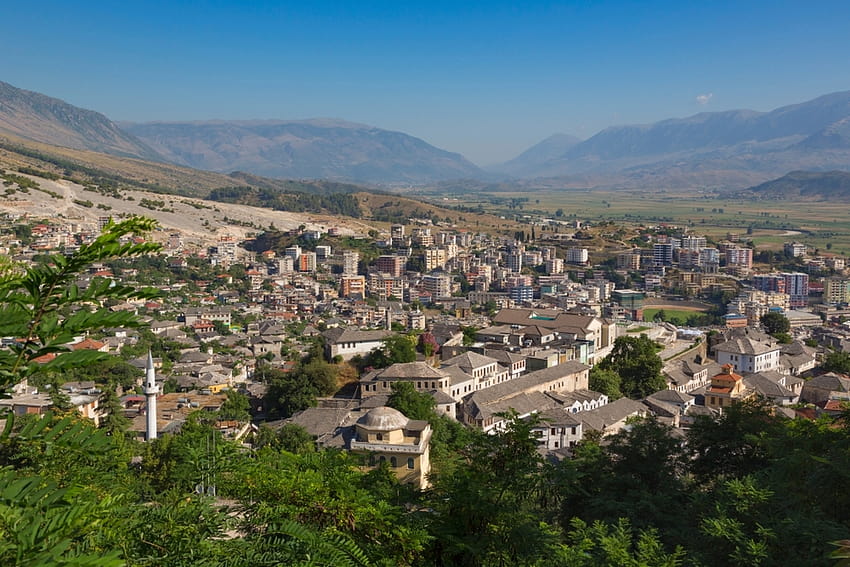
[705,364,753,411]
[350,406,432,489]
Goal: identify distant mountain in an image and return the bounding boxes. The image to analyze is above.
[0,81,162,161]
[505,91,850,188]
[490,133,581,177]
[744,170,850,200]
[121,119,485,185]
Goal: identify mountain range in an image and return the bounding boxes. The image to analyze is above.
[120,119,484,184]
[498,91,850,188]
[2,79,850,188]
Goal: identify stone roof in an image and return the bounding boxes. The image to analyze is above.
[492,308,599,333]
[365,362,446,381]
[647,389,694,405]
[579,398,648,433]
[464,361,590,407]
[323,327,392,344]
[743,373,796,400]
[802,373,850,393]
[441,351,499,372]
[714,337,780,356]
[357,406,409,431]
[534,408,582,427]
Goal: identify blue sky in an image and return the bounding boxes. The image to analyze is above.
[2,1,850,164]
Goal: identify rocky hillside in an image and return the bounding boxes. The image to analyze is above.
[0,81,162,161]
[121,119,485,184]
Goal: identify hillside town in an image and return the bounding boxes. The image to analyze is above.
[2,209,849,491]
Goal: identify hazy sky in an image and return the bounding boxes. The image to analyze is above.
[2,1,850,165]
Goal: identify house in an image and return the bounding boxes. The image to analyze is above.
[800,373,850,405]
[322,328,392,361]
[350,406,432,489]
[531,408,583,450]
[461,361,590,432]
[360,362,451,398]
[743,371,799,405]
[491,307,617,357]
[662,356,718,393]
[705,364,755,411]
[713,335,781,374]
[779,341,817,376]
[578,397,649,437]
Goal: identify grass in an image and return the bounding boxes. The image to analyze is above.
[627,325,652,333]
[442,188,850,257]
[642,308,706,324]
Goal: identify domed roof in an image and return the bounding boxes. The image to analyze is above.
[357,406,409,431]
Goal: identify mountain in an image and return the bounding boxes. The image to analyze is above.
[744,170,850,200]
[490,133,581,177]
[0,81,163,161]
[505,91,850,188]
[121,119,485,184]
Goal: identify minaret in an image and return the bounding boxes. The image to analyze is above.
[144,351,159,441]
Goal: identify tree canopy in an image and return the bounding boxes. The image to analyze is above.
[596,335,666,399]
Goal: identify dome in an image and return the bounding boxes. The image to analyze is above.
[357,406,409,431]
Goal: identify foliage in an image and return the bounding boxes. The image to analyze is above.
[761,312,791,336]
[596,335,665,399]
[822,351,850,375]
[588,366,622,400]
[368,334,417,368]
[0,217,161,389]
[218,389,251,420]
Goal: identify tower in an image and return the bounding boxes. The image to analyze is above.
[144,351,159,441]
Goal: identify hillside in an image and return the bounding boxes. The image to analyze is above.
[489,133,581,177]
[0,81,162,161]
[744,170,850,200]
[121,119,485,184]
[503,91,850,189]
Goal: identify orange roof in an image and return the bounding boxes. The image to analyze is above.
[72,338,106,351]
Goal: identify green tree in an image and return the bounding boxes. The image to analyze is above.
[822,351,850,374]
[277,423,316,454]
[218,389,251,420]
[369,334,416,368]
[387,381,436,420]
[588,366,623,400]
[761,312,791,336]
[0,216,161,389]
[597,335,665,399]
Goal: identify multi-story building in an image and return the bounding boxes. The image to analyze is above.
[705,364,754,411]
[340,275,366,298]
[424,248,448,271]
[342,251,359,276]
[284,245,302,261]
[299,252,317,272]
[725,247,753,271]
[505,251,523,273]
[617,251,641,270]
[411,228,433,247]
[375,255,406,277]
[566,248,589,265]
[823,277,850,304]
[752,274,786,294]
[652,243,674,266]
[784,242,807,257]
[713,335,781,373]
[783,272,809,308]
[422,274,452,299]
[545,258,564,275]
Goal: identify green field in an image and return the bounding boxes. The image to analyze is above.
[642,308,704,324]
[442,188,850,257]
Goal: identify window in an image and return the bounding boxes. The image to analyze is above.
[390,457,397,468]
[407,457,414,469]
[376,433,383,441]
[550,428,557,435]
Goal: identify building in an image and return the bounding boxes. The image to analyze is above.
[713,334,781,374]
[566,248,589,265]
[823,277,850,305]
[653,243,674,266]
[299,252,317,272]
[422,274,452,299]
[705,364,754,411]
[342,251,359,276]
[375,255,406,277]
[340,275,366,298]
[350,406,431,489]
[784,242,807,257]
[531,408,583,450]
[322,328,393,361]
[783,272,809,308]
[725,247,753,271]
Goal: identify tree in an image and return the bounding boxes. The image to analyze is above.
[277,423,316,454]
[597,335,665,399]
[369,334,416,368]
[761,312,790,336]
[387,381,436,420]
[0,217,161,389]
[822,351,850,375]
[653,309,667,322]
[218,389,251,420]
[589,366,623,400]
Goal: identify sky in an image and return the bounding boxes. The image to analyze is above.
[2,1,850,165]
